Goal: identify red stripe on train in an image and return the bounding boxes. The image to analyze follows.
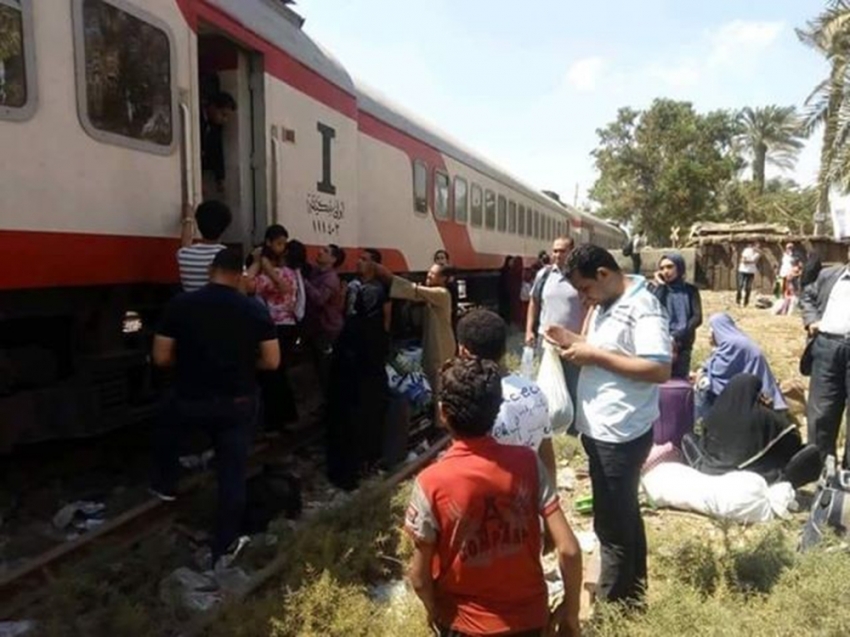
[0,231,181,290]
[0,231,412,290]
[358,113,506,270]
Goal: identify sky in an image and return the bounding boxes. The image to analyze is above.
[298,0,829,207]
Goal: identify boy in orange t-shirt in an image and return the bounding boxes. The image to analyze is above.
[406,357,582,637]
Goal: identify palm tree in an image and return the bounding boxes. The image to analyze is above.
[737,106,805,194]
[797,0,850,233]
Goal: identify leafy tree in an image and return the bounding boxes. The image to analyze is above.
[589,99,741,243]
[737,106,805,194]
[797,0,850,230]
[719,179,818,235]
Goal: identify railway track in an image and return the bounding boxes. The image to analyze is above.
[0,424,448,633]
[182,433,451,637]
[0,429,321,621]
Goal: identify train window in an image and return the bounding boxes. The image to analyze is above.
[533,210,540,239]
[497,195,507,233]
[470,183,483,227]
[548,217,554,240]
[454,177,468,224]
[485,189,496,230]
[434,170,450,220]
[518,205,526,236]
[73,0,176,153]
[412,160,428,214]
[508,200,517,234]
[0,0,36,121]
[544,217,550,241]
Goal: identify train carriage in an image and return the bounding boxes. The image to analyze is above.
[0,0,625,449]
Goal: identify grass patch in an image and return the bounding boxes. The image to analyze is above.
[588,538,850,637]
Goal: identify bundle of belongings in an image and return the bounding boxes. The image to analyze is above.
[383,346,433,470]
[642,373,822,523]
[800,455,850,551]
[386,346,432,416]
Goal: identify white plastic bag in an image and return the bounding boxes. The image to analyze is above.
[536,342,574,433]
[520,346,535,379]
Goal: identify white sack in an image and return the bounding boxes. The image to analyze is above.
[642,462,779,524]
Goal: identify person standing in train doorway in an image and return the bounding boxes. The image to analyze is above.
[525,236,584,419]
[201,91,237,200]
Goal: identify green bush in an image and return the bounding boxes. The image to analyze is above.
[588,526,850,637]
[657,537,721,597]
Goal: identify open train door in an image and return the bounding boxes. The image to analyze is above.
[195,29,268,253]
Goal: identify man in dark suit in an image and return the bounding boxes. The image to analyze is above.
[801,245,850,467]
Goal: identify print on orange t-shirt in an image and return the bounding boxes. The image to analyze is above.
[405,436,559,635]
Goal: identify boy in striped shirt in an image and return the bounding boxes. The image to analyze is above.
[178,201,232,293]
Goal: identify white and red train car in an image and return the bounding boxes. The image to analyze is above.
[0,0,625,448]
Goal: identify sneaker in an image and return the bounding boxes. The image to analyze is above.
[148,487,177,502]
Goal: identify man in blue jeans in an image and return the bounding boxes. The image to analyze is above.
[546,245,671,608]
[151,249,280,565]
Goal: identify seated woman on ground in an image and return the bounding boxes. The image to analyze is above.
[649,252,702,379]
[682,373,821,488]
[694,312,786,421]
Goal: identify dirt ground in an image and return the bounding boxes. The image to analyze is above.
[691,290,806,390]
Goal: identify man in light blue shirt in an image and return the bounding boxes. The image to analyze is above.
[545,244,671,609]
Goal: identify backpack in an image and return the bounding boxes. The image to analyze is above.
[622,237,633,257]
[531,266,554,335]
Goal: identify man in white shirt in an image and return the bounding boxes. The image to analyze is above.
[779,242,797,279]
[545,244,671,609]
[630,230,646,275]
[736,240,761,307]
[459,309,556,480]
[801,245,850,467]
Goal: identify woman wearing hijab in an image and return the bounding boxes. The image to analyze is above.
[694,313,787,420]
[683,373,820,487]
[650,253,703,378]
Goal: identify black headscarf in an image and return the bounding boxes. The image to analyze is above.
[700,373,788,472]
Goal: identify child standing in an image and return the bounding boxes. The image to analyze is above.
[249,225,300,431]
[177,201,232,293]
[406,357,582,637]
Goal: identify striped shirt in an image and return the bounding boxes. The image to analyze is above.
[177,244,226,293]
[576,276,672,443]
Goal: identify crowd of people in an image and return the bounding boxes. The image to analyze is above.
[152,200,849,635]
